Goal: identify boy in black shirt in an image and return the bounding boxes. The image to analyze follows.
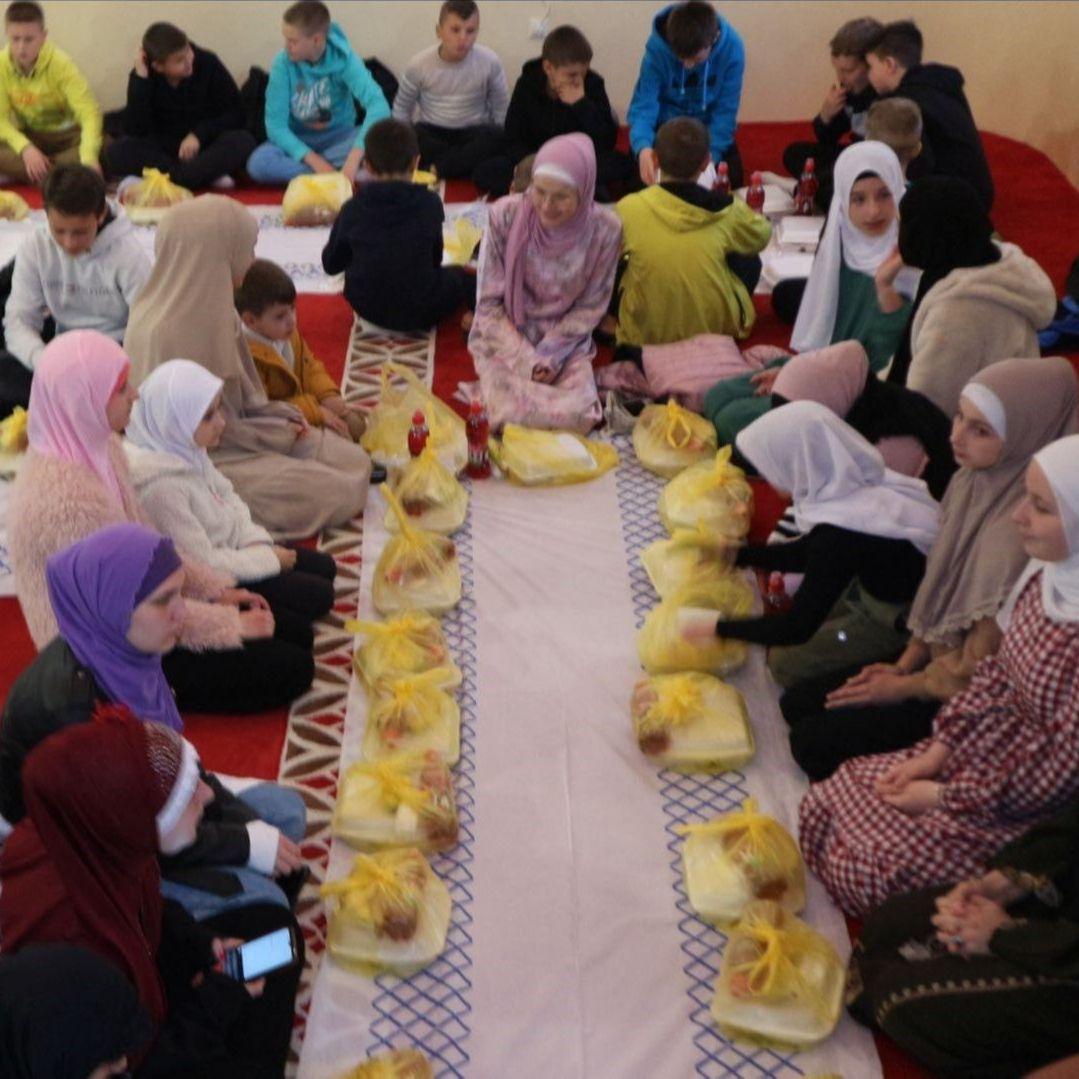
[321,118,474,333]
[865,20,994,210]
[474,25,633,199]
[782,17,881,211]
[103,22,256,188]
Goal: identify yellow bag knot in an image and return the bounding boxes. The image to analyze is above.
[347,757,432,812]
[637,677,702,736]
[663,399,695,449]
[321,848,427,928]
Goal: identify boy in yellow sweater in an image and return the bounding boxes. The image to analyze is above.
[614,117,770,347]
[0,1,101,183]
[236,258,366,443]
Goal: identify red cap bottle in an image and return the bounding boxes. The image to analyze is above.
[408,410,429,458]
[746,171,765,214]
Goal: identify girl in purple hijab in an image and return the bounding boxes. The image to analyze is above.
[0,523,309,922]
[468,133,622,433]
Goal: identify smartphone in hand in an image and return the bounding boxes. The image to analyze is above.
[219,926,300,982]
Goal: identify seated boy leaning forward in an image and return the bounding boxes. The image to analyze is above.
[391,0,508,181]
[102,21,257,189]
[237,257,366,443]
[782,16,881,212]
[865,19,994,210]
[246,0,390,185]
[865,97,923,176]
[0,0,101,184]
[473,24,632,200]
[628,1,745,189]
[0,163,150,415]
[321,118,475,334]
[615,117,770,347]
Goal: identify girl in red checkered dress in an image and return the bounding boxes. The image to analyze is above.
[800,433,1079,916]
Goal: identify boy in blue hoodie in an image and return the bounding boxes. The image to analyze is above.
[628,1,745,189]
[246,0,390,185]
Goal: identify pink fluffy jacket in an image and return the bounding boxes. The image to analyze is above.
[10,437,243,652]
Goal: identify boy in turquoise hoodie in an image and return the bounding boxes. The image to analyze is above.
[246,0,390,185]
[628,1,745,189]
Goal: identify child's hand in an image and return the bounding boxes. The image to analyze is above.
[819,84,847,123]
[874,753,937,796]
[341,148,363,183]
[874,246,905,289]
[303,151,337,175]
[239,608,275,640]
[880,779,941,816]
[638,148,659,186]
[178,133,200,161]
[21,144,50,185]
[750,367,781,396]
[319,406,350,437]
[274,545,298,571]
[287,416,309,440]
[274,833,305,875]
[134,46,150,79]
[219,588,270,611]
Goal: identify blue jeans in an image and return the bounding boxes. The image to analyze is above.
[246,125,359,184]
[161,781,307,921]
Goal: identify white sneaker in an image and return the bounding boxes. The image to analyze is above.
[211,175,236,190]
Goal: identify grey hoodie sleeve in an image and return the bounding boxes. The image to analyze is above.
[4,237,49,369]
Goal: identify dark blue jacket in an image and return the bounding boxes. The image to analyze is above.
[627,4,745,160]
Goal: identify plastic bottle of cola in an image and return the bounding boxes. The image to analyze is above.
[408,410,429,458]
[466,400,492,479]
[764,571,793,614]
[713,160,731,196]
[745,171,766,214]
[795,158,818,215]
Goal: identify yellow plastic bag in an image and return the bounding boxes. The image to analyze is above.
[339,1049,433,1079]
[373,486,462,616]
[322,848,451,977]
[386,444,468,535]
[658,446,754,540]
[633,400,717,479]
[346,611,461,688]
[641,524,738,599]
[0,190,29,220]
[637,578,754,676]
[334,751,458,852]
[363,362,468,473]
[412,168,439,189]
[0,405,28,453]
[120,168,192,224]
[678,799,805,923]
[632,671,753,771]
[711,900,844,1049]
[442,215,483,265]
[364,666,461,764]
[489,424,618,486]
[282,171,352,226]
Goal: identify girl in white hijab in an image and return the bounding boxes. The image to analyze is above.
[125,359,338,643]
[682,400,939,687]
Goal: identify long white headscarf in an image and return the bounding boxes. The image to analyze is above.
[125,359,224,477]
[736,400,940,554]
[791,140,917,353]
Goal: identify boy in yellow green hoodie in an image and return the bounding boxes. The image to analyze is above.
[614,117,770,347]
[0,1,101,183]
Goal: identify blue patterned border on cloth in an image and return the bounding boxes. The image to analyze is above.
[611,435,805,1079]
[367,489,478,1077]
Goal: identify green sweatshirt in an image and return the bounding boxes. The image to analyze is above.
[0,40,101,164]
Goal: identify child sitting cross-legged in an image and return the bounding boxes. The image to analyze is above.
[237,258,365,442]
[614,116,770,347]
[322,118,475,333]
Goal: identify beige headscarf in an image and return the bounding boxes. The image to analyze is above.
[122,196,298,455]
[907,356,1079,644]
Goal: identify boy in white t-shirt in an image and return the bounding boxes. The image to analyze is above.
[391,0,508,180]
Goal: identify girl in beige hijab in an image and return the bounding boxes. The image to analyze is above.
[123,196,370,540]
[781,356,1079,780]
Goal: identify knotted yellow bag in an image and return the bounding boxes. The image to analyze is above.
[346,611,461,688]
[364,666,461,764]
[489,424,618,486]
[282,171,352,226]
[678,799,805,923]
[633,399,717,478]
[658,446,753,540]
[362,362,467,473]
[373,486,461,616]
[120,168,192,224]
[711,900,844,1049]
[385,443,468,535]
[334,752,458,852]
[637,577,754,675]
[631,672,753,771]
[322,848,451,977]
[640,524,738,599]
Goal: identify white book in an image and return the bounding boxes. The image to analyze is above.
[775,215,826,250]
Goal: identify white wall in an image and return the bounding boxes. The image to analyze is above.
[35,1,1079,186]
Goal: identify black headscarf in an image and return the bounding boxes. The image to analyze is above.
[0,944,153,1078]
[887,176,1000,386]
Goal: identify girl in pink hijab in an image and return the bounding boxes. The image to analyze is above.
[468,133,622,433]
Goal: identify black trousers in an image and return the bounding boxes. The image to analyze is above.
[849,886,1079,1079]
[771,277,808,325]
[103,129,257,188]
[0,350,31,418]
[355,265,476,332]
[415,122,503,180]
[141,903,304,1079]
[779,663,939,781]
[246,546,336,624]
[781,139,840,212]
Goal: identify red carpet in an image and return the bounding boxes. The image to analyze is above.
[1,123,1075,1077]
